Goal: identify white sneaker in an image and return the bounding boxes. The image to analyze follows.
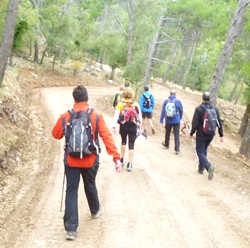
[66,231,77,240]
[126,162,132,172]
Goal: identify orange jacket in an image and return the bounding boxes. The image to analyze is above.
[52,102,120,168]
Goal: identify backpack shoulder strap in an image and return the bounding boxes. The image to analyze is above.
[123,100,133,108]
[201,104,206,111]
[201,103,213,111]
[88,107,99,140]
[143,94,152,99]
[169,98,177,103]
[87,107,93,115]
[95,114,99,140]
[67,109,75,123]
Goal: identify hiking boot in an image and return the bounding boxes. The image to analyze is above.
[152,128,155,134]
[198,170,204,175]
[208,165,214,180]
[126,162,132,172]
[91,209,100,219]
[175,151,180,155]
[66,231,78,240]
[162,142,169,149]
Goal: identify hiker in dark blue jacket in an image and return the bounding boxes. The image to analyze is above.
[139,85,155,136]
[160,89,183,155]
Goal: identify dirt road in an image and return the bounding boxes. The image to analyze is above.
[2,85,250,248]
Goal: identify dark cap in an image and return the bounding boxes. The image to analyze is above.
[202,92,210,102]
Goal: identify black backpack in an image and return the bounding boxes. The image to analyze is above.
[142,94,152,108]
[112,93,122,108]
[64,108,100,159]
[201,105,219,135]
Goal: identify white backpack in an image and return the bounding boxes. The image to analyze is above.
[165,99,177,118]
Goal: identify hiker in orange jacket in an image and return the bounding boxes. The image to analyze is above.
[52,85,122,241]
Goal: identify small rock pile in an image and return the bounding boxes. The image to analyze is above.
[217,101,244,132]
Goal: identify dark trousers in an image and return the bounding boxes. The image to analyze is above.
[164,123,180,152]
[196,135,213,172]
[63,163,99,232]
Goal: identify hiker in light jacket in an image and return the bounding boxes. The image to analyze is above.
[139,85,155,136]
[160,89,183,155]
[112,87,142,172]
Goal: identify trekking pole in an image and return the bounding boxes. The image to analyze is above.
[60,170,66,212]
[191,137,199,161]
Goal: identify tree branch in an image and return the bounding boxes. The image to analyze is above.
[152,57,177,67]
[112,12,128,36]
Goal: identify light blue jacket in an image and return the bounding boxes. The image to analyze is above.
[139,91,155,113]
[160,96,183,124]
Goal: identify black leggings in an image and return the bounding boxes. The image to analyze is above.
[119,123,137,149]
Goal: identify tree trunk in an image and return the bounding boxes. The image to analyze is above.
[239,103,250,158]
[40,48,48,65]
[34,40,39,63]
[183,29,201,88]
[0,0,20,86]
[163,41,177,82]
[29,41,33,57]
[172,45,184,83]
[52,55,56,70]
[209,0,248,105]
[178,45,192,85]
[238,103,250,137]
[127,0,134,64]
[228,71,241,102]
[234,79,244,105]
[143,16,167,86]
[193,41,205,89]
[9,54,13,67]
[110,66,116,80]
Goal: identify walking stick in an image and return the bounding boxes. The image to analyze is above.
[60,170,66,212]
[191,137,199,161]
